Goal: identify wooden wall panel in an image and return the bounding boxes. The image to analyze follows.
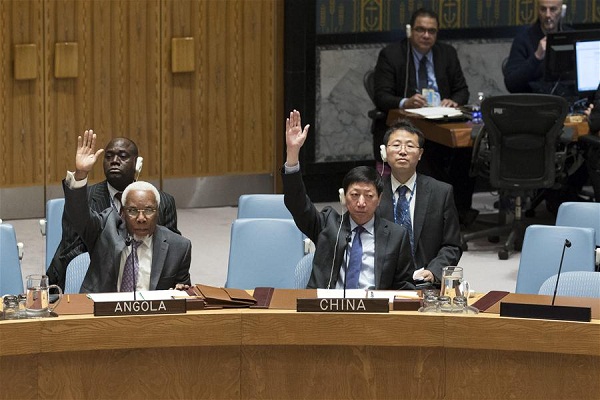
[45,0,161,185]
[162,0,281,178]
[0,0,44,187]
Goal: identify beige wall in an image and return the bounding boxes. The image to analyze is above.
[0,0,283,217]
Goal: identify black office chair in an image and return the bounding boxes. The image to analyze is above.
[464,94,569,259]
[363,69,386,134]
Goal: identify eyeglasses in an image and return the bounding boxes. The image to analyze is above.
[387,143,421,152]
[413,27,438,35]
[123,207,157,217]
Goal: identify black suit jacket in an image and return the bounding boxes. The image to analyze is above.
[373,39,469,113]
[590,84,600,133]
[48,180,179,289]
[282,170,415,290]
[378,174,462,281]
[63,181,191,293]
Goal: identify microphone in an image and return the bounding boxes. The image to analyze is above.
[551,239,571,306]
[342,232,352,298]
[403,24,412,100]
[125,234,132,247]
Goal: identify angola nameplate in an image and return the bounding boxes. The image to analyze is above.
[297,298,389,313]
[94,299,187,316]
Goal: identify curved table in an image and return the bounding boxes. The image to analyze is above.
[1,304,599,399]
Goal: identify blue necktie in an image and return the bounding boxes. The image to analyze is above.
[396,186,414,256]
[121,240,141,292]
[345,226,364,289]
[418,56,428,90]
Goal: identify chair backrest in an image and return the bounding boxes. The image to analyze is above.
[225,218,305,289]
[0,224,24,296]
[45,198,65,270]
[294,252,314,289]
[237,194,293,219]
[481,94,568,190]
[516,225,596,294]
[363,69,376,104]
[64,252,90,294]
[556,202,600,247]
[538,271,600,298]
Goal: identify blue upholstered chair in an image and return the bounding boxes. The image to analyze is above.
[237,194,293,219]
[538,271,600,298]
[64,252,90,294]
[225,218,305,289]
[516,225,596,294]
[0,224,24,296]
[556,202,600,247]
[39,198,65,270]
[294,252,314,289]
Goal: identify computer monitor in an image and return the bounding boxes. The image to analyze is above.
[545,29,600,82]
[575,39,600,95]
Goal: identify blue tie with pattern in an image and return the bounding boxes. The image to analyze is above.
[418,56,428,90]
[345,226,364,289]
[396,186,414,256]
[121,240,141,292]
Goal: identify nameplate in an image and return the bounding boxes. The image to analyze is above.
[297,298,389,313]
[94,299,187,316]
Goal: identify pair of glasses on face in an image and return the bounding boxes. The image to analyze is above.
[388,143,421,152]
[123,207,157,217]
[413,27,438,35]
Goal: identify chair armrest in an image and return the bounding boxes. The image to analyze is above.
[39,219,46,236]
[367,109,386,121]
[17,242,24,261]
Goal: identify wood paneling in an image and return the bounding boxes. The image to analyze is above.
[0,0,44,187]
[1,0,283,194]
[45,0,161,185]
[161,0,281,178]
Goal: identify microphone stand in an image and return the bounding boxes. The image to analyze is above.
[342,233,351,299]
[500,238,591,322]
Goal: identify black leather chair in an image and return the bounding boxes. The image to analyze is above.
[363,69,386,134]
[464,94,569,259]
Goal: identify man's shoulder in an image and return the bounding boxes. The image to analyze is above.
[157,189,176,204]
[87,180,108,195]
[418,174,453,192]
[156,225,190,245]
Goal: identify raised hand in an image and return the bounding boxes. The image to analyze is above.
[285,110,310,166]
[75,130,104,178]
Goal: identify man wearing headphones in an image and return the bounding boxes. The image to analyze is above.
[504,0,567,93]
[48,136,180,290]
[372,8,474,226]
[378,120,462,284]
[282,110,415,290]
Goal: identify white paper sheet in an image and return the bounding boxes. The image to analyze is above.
[87,290,189,302]
[405,107,463,119]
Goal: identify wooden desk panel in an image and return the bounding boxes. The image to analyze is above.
[387,109,591,148]
[1,308,599,399]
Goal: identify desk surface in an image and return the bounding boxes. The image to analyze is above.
[1,293,599,399]
[387,109,591,148]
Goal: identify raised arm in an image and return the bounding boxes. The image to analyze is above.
[74,130,104,180]
[285,110,310,167]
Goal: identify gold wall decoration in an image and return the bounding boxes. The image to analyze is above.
[14,44,37,80]
[54,42,78,78]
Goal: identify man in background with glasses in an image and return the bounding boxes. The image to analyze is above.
[61,130,191,293]
[378,120,462,285]
[372,8,475,227]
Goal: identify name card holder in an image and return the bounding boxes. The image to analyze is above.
[500,302,591,322]
[297,298,389,313]
[94,299,187,316]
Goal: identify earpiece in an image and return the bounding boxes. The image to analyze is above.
[135,156,143,180]
[560,4,567,18]
[338,188,346,207]
[405,24,411,39]
[379,144,387,163]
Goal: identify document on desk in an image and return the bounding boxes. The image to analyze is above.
[405,106,463,119]
[317,289,419,302]
[87,290,190,302]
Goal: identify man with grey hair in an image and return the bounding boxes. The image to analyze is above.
[62,130,191,293]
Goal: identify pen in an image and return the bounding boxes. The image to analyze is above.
[67,295,70,303]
